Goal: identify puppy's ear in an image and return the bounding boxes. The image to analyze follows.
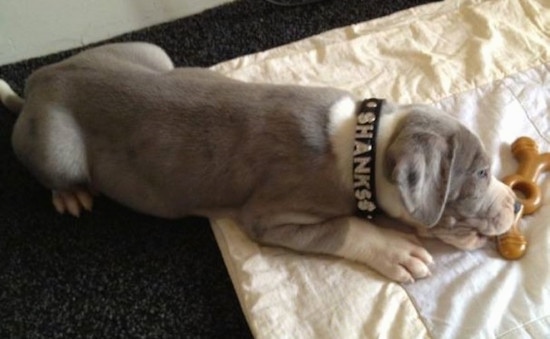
[386,132,457,227]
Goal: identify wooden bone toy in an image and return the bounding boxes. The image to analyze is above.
[497,137,550,260]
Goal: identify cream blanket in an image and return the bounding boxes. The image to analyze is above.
[210,0,550,337]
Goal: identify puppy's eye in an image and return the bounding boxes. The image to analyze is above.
[476,168,489,179]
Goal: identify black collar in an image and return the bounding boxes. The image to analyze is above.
[353,98,383,220]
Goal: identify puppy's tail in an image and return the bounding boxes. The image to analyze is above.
[0,79,24,113]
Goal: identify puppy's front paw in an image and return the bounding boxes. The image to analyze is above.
[366,229,433,283]
[340,220,434,283]
[52,188,94,217]
[427,225,489,250]
[437,231,488,250]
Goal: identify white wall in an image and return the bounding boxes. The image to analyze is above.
[0,0,233,66]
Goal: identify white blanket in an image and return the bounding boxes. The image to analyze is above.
[210,0,550,337]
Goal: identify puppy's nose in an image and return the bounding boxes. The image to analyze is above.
[514,201,523,214]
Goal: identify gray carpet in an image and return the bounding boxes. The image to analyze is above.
[0,0,440,337]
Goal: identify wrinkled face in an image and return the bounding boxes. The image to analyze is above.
[426,138,517,250]
[386,107,516,250]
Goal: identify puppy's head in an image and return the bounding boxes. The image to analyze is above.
[385,105,516,250]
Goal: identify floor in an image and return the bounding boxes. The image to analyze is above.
[0,0,233,66]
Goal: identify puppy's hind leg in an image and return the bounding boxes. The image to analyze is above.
[82,42,175,73]
[0,79,24,113]
[52,188,95,217]
[12,105,94,217]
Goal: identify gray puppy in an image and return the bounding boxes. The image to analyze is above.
[0,42,516,283]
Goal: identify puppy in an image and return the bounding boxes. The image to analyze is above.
[0,42,517,283]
